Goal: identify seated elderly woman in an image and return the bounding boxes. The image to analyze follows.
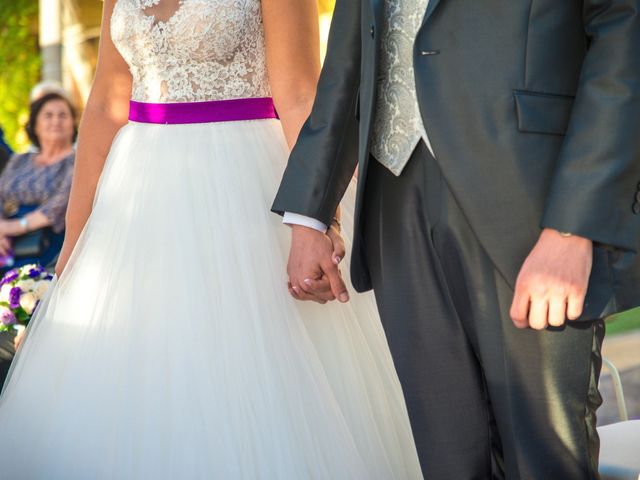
[0,92,75,271]
[0,92,76,386]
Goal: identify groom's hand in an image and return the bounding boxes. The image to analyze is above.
[510,228,593,330]
[288,225,350,304]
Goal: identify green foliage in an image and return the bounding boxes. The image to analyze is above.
[607,307,640,335]
[318,0,336,14]
[0,1,40,152]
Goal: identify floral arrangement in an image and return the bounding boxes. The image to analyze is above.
[0,264,54,332]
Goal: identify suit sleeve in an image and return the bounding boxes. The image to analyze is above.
[271,0,362,226]
[541,0,640,251]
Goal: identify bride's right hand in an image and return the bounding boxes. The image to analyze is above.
[54,256,68,278]
[54,239,75,277]
[13,328,26,350]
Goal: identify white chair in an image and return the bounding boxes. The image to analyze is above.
[598,358,640,480]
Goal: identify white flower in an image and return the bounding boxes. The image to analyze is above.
[34,280,51,299]
[16,279,36,292]
[18,266,32,277]
[19,292,38,315]
[0,284,12,302]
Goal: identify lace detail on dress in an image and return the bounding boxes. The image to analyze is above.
[111,0,271,103]
[134,0,161,8]
[370,0,430,176]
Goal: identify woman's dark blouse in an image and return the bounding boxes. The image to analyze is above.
[0,152,75,233]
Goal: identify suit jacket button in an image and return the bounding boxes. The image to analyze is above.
[370,25,375,38]
[633,203,640,215]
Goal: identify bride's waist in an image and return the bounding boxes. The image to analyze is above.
[128,97,279,125]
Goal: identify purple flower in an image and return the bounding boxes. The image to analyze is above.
[9,287,22,309]
[1,269,19,285]
[28,267,43,278]
[0,308,16,326]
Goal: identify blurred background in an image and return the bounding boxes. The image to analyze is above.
[0,0,336,151]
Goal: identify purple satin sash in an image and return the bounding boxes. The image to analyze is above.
[128,97,278,124]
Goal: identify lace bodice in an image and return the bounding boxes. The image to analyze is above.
[110,0,271,103]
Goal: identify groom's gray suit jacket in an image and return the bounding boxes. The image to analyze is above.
[273,0,640,313]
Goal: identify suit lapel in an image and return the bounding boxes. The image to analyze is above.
[370,0,384,29]
[422,0,443,25]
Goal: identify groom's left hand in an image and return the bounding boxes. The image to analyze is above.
[510,228,593,330]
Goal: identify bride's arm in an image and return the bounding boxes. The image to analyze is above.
[56,0,132,276]
[262,0,321,150]
[262,1,347,303]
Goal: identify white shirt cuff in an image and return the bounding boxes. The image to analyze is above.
[283,212,328,233]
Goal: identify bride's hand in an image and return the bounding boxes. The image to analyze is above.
[13,328,26,350]
[55,254,69,278]
[54,239,75,277]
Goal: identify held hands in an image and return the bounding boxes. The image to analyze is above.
[287,223,350,304]
[510,228,593,330]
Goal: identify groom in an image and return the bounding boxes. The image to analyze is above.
[273,1,640,478]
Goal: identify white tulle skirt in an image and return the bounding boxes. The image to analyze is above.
[0,118,423,479]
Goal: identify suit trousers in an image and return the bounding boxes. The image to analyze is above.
[362,141,604,479]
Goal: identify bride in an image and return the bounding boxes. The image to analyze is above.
[0,0,423,478]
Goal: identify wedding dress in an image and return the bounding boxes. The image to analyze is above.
[0,1,423,478]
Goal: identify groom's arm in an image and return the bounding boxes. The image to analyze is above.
[540,0,640,251]
[511,0,640,329]
[271,0,362,226]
